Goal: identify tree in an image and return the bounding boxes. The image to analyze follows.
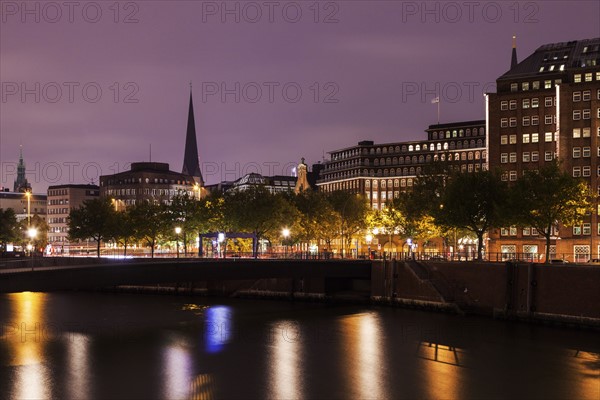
[0,208,19,251]
[224,186,300,257]
[168,192,199,256]
[129,201,169,258]
[512,161,594,263]
[328,191,369,257]
[112,210,136,257]
[68,198,117,257]
[438,170,510,261]
[292,190,338,251]
[19,214,50,252]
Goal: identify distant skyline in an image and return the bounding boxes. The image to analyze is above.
[1,1,599,192]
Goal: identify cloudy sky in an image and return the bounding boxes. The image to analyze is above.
[1,0,599,191]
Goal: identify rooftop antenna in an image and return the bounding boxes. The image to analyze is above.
[149,144,152,162]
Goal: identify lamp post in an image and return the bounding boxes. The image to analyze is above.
[282,228,290,258]
[366,233,373,259]
[175,226,182,258]
[27,227,37,256]
[25,190,32,228]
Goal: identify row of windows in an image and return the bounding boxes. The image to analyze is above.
[501,115,556,127]
[510,79,561,92]
[48,199,69,205]
[103,178,193,186]
[501,96,554,111]
[331,135,486,160]
[47,208,69,215]
[105,188,192,197]
[500,151,552,163]
[572,109,600,120]
[572,90,600,102]
[573,72,600,83]
[48,217,67,224]
[500,227,541,236]
[430,127,485,140]
[501,132,557,144]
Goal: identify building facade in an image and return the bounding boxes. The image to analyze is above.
[0,190,47,222]
[99,162,197,208]
[47,184,100,248]
[487,37,600,261]
[317,120,487,210]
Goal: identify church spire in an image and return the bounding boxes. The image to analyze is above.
[14,145,31,193]
[511,35,518,69]
[182,87,204,186]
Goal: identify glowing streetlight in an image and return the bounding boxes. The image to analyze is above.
[175,226,182,258]
[366,233,373,259]
[282,228,290,258]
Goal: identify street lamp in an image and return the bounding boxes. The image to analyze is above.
[366,233,373,259]
[27,227,37,256]
[282,228,290,258]
[25,190,32,228]
[175,226,182,258]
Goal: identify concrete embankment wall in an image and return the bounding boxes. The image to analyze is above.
[376,260,600,321]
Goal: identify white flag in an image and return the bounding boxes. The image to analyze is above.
[431,96,440,104]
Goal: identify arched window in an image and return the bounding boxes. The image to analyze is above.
[392,157,398,164]
[418,155,424,163]
[479,127,485,135]
[402,145,407,152]
[466,128,471,136]
[461,153,467,160]
[459,129,464,137]
[395,146,400,153]
[443,142,449,150]
[437,143,442,151]
[409,167,415,175]
[426,155,432,162]
[374,159,379,166]
[405,157,411,164]
[457,141,463,149]
[468,152,474,160]
[415,144,421,151]
[433,131,438,139]
[449,142,456,150]
[399,157,404,164]
[386,158,391,165]
[475,151,480,160]
[376,148,381,154]
[364,159,370,166]
[366,180,370,188]
[389,146,394,153]
[394,179,399,187]
[470,140,476,147]
[412,156,417,163]
[370,149,375,154]
[403,168,408,175]
[384,169,389,177]
[477,139,483,147]
[408,145,414,152]
[455,152,460,160]
[416,167,422,175]
[390,168,395,175]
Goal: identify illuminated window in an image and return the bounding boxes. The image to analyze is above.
[522,133,530,143]
[531,98,539,108]
[522,152,530,162]
[522,99,530,109]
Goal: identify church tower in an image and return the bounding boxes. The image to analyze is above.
[14,146,31,193]
[182,87,204,187]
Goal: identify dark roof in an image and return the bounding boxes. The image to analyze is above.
[100,162,194,180]
[499,38,600,80]
[48,184,99,190]
[427,120,485,130]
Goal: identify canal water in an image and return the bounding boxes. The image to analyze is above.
[0,292,598,399]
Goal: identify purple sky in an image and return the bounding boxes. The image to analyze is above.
[1,1,599,192]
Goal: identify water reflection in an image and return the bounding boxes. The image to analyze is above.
[564,349,600,399]
[204,306,232,354]
[268,321,303,400]
[163,338,194,400]
[7,292,51,399]
[340,313,387,399]
[418,340,466,399]
[67,333,91,400]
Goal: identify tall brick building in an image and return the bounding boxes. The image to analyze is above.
[487,37,600,261]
